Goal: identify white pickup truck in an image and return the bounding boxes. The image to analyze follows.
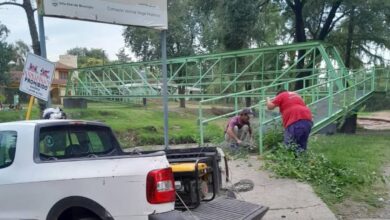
[0,120,184,220]
[0,120,268,220]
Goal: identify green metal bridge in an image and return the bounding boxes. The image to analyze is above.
[65,41,390,152]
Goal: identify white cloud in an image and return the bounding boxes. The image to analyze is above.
[0,5,127,62]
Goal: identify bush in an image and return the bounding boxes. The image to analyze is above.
[0,94,5,103]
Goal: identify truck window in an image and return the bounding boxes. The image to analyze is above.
[38,125,120,160]
[0,131,17,169]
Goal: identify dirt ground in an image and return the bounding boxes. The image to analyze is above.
[357,111,390,130]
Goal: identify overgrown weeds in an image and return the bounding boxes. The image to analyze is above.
[264,144,377,204]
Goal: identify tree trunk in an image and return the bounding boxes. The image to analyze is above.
[339,113,357,133]
[339,7,357,134]
[23,0,40,55]
[23,0,45,116]
[178,86,186,108]
[1,0,45,116]
[293,0,306,43]
[317,0,342,41]
[289,0,308,90]
[344,7,355,69]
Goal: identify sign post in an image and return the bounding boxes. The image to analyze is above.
[20,53,55,120]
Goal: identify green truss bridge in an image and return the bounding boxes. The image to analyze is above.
[65,42,390,153]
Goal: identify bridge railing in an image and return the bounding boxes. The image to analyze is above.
[65,42,348,102]
[198,68,376,154]
[374,67,390,92]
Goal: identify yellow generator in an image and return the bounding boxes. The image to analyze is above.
[170,162,214,208]
[166,148,224,209]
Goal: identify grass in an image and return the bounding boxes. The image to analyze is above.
[0,108,40,122]
[311,133,390,206]
[0,102,224,148]
[264,131,390,209]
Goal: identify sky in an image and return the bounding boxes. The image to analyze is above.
[0,4,131,62]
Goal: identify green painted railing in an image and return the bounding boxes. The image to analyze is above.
[198,68,378,154]
[65,42,347,103]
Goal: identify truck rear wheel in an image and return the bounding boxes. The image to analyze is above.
[47,196,113,220]
[58,207,101,220]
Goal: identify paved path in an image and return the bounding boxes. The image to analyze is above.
[228,156,337,220]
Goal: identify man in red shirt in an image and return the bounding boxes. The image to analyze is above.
[266,90,313,153]
[225,108,253,148]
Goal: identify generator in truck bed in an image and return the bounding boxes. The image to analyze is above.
[164,147,269,219]
[0,119,267,220]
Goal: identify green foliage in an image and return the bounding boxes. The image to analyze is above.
[194,0,282,52]
[0,22,13,85]
[67,47,109,67]
[115,48,131,63]
[11,40,30,70]
[123,0,199,61]
[327,0,390,67]
[0,107,39,122]
[63,103,223,147]
[364,92,390,111]
[262,121,284,150]
[0,94,6,103]
[0,22,9,40]
[265,133,390,205]
[265,144,365,203]
[0,102,223,147]
[217,0,260,50]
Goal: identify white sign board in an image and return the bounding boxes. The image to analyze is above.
[19,53,55,101]
[40,0,168,30]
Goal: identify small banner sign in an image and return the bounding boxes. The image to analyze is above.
[19,53,55,101]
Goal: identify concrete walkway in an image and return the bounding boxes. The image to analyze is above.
[228,156,337,220]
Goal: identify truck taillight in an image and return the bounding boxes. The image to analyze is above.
[146,167,176,204]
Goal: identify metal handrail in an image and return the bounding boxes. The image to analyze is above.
[198,68,378,154]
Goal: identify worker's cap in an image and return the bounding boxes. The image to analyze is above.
[240,108,254,115]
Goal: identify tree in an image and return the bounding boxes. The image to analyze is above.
[194,0,273,52]
[116,48,131,63]
[0,23,8,38]
[11,40,30,70]
[0,23,13,85]
[123,0,200,108]
[0,0,47,116]
[326,0,390,133]
[67,47,109,67]
[280,0,345,89]
[195,0,273,106]
[0,0,40,55]
[329,0,390,68]
[281,0,390,133]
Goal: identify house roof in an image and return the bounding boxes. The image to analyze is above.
[55,62,74,70]
[10,71,23,83]
[9,70,67,86]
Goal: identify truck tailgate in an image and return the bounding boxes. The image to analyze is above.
[182,197,268,220]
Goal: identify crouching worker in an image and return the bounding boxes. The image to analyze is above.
[224,108,253,149]
[266,90,313,153]
[43,107,67,119]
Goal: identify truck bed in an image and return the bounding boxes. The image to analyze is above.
[182,196,268,220]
